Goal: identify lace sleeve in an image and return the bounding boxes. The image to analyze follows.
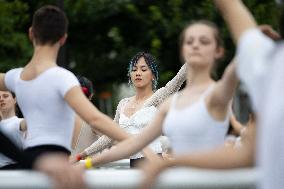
[84,135,113,156]
[84,98,128,156]
[144,64,187,107]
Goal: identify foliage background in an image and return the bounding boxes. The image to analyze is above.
[0,0,280,114]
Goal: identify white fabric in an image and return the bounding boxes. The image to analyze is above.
[0,116,24,167]
[163,89,229,155]
[4,67,79,151]
[237,28,284,189]
[119,99,162,159]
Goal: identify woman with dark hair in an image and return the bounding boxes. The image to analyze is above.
[75,51,187,167]
[0,90,26,169]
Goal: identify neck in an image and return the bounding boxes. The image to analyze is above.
[30,44,60,66]
[135,86,153,101]
[1,109,16,120]
[186,64,215,89]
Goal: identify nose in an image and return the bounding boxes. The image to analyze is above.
[192,41,199,49]
[136,70,142,76]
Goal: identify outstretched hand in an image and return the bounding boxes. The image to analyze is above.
[259,25,281,40]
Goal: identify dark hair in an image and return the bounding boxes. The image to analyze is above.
[32,5,68,45]
[77,75,94,100]
[127,51,159,90]
[8,92,23,118]
[178,20,224,63]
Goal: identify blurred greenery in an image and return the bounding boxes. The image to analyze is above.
[0,0,280,92]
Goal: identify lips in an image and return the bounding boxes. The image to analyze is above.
[190,53,202,56]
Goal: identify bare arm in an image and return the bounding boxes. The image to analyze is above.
[214,0,257,43]
[65,86,128,141]
[0,74,8,91]
[90,98,171,167]
[140,121,256,189]
[78,99,127,158]
[166,116,255,168]
[207,60,238,120]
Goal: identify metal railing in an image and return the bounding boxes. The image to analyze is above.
[0,167,258,189]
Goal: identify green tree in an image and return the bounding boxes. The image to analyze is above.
[0,0,31,71]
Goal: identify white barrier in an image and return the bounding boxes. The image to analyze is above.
[0,168,258,189]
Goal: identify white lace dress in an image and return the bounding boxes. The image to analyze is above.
[83,64,187,159]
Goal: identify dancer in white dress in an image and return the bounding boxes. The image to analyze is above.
[75,51,187,167]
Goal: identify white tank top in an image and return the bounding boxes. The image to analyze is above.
[0,116,24,167]
[163,87,229,155]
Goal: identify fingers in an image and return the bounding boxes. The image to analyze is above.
[259,25,281,40]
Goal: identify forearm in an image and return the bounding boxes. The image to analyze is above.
[164,145,253,170]
[91,135,151,167]
[214,0,257,43]
[90,112,129,141]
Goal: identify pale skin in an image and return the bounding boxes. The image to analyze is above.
[88,23,239,168]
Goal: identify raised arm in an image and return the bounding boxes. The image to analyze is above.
[214,0,257,43]
[144,64,187,107]
[207,59,238,119]
[0,73,8,91]
[89,98,171,167]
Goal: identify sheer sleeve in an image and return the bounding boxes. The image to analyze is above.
[84,135,113,155]
[84,98,128,156]
[144,64,187,107]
